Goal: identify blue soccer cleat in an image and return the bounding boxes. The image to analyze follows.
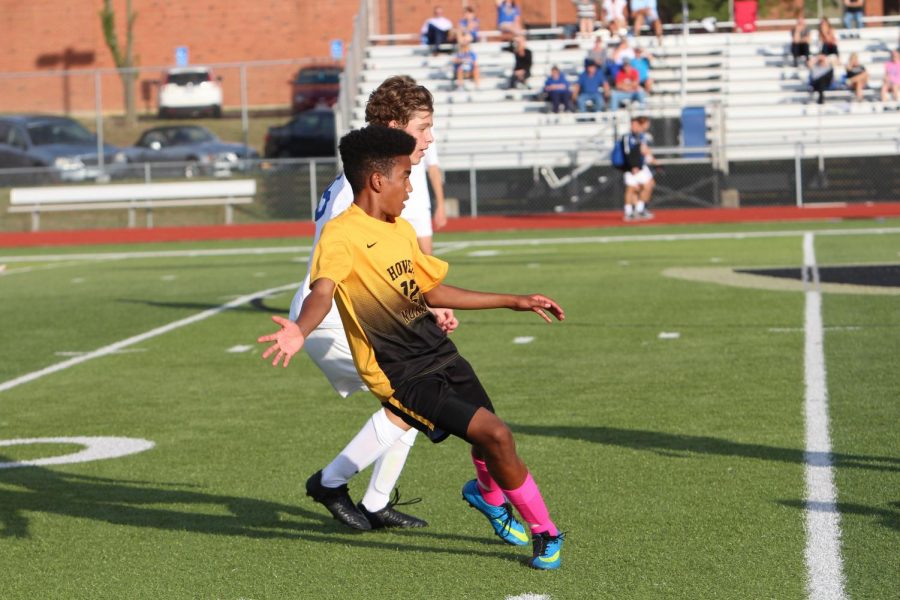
[530,531,565,570]
[461,479,529,546]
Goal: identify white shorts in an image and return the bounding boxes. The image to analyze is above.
[631,0,659,21]
[303,328,368,398]
[401,203,433,238]
[624,165,654,187]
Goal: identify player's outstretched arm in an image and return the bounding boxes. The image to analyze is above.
[257,278,336,368]
[424,284,564,323]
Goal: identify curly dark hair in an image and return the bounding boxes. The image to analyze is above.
[364,76,434,127]
[338,125,417,194]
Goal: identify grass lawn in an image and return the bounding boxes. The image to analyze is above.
[0,220,897,599]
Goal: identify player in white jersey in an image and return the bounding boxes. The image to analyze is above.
[403,140,447,254]
[287,76,456,530]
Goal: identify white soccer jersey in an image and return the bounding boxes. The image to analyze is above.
[401,141,438,236]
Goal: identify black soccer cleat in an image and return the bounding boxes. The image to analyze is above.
[305,470,371,530]
[357,489,428,530]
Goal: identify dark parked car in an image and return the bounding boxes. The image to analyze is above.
[291,65,342,113]
[264,108,336,158]
[0,114,125,181]
[122,125,259,177]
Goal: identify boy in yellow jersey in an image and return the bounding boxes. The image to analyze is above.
[258,125,566,570]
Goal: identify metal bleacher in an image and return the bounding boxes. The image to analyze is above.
[346,19,900,172]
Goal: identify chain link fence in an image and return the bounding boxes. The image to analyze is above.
[3,147,898,233]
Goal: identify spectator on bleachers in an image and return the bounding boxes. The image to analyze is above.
[880,48,900,102]
[632,46,654,94]
[612,35,636,66]
[601,0,629,38]
[818,18,840,63]
[496,0,524,40]
[842,52,869,101]
[585,37,609,69]
[842,0,865,34]
[630,0,663,45]
[459,6,481,42]
[790,16,812,67]
[505,35,533,89]
[421,6,456,56]
[610,57,647,109]
[808,53,835,104]
[575,0,598,38]
[573,60,608,112]
[452,34,481,89]
[543,65,573,113]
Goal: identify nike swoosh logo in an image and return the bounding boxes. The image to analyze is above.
[367,242,377,248]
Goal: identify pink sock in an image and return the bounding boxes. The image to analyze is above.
[502,472,558,536]
[471,454,506,506]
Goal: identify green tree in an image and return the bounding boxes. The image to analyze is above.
[100,0,138,125]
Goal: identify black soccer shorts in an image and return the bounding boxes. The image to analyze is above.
[384,355,495,443]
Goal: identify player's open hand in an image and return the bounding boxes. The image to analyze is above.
[257,315,305,368]
[429,306,459,334]
[433,206,448,230]
[514,294,565,324]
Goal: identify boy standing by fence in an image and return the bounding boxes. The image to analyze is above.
[613,111,656,221]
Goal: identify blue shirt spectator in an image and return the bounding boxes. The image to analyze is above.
[496,0,523,37]
[631,47,654,93]
[574,61,607,112]
[460,6,481,41]
[543,66,572,113]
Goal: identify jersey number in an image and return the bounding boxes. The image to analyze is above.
[314,177,341,221]
[400,279,421,301]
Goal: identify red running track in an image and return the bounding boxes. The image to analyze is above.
[2,203,899,248]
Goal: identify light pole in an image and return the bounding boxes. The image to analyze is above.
[681,0,689,106]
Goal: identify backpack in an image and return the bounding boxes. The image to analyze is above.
[611,135,631,171]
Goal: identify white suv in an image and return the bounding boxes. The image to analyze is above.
[158,67,223,118]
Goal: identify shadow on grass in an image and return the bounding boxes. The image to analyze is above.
[0,461,518,560]
[509,424,900,473]
[116,297,287,314]
[776,499,900,531]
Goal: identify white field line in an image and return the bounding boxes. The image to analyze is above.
[0,246,312,263]
[0,282,298,395]
[802,233,848,600]
[1,226,898,264]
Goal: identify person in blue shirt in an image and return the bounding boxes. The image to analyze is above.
[543,65,572,113]
[453,35,481,89]
[631,46,654,94]
[496,0,523,39]
[573,60,607,112]
[459,5,481,42]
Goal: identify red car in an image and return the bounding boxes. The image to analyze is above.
[291,65,342,114]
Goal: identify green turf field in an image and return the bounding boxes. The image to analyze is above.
[1,220,897,600]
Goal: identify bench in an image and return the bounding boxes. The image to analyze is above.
[8,180,256,231]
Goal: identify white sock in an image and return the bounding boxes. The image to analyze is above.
[636,201,645,213]
[320,409,408,488]
[624,204,634,216]
[361,428,418,512]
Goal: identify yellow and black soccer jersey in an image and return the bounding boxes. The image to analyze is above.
[310,203,459,402]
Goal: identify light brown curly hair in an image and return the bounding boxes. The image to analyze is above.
[364,75,434,127]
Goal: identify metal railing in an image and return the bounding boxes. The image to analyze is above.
[2,146,896,234]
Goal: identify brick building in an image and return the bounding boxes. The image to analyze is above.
[0,1,575,115]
